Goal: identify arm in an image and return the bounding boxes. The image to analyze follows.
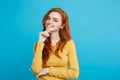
[48,40,79,79]
[31,42,44,74]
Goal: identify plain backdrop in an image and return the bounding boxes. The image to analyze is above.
[0,0,120,80]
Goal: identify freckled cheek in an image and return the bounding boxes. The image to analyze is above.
[55,24,62,28]
[45,21,50,28]
[45,20,48,24]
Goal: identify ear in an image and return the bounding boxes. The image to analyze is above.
[60,23,65,29]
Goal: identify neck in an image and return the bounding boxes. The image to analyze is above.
[50,31,60,45]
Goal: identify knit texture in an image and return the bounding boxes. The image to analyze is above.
[31,40,79,80]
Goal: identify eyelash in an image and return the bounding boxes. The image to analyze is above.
[54,20,58,22]
[47,17,58,22]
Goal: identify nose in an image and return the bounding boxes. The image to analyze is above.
[47,20,52,24]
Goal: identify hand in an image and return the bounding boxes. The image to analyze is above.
[36,68,49,78]
[38,30,51,42]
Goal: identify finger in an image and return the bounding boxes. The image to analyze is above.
[40,32,47,37]
[36,75,38,78]
[44,31,50,37]
[39,31,49,37]
[46,30,51,34]
[36,74,39,78]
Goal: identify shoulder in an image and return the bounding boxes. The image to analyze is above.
[63,39,76,54]
[34,42,44,47]
[65,39,76,48]
[33,42,44,50]
[67,39,75,45]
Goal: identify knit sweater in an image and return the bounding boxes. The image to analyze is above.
[31,40,79,80]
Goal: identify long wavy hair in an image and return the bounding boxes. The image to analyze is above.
[42,8,71,67]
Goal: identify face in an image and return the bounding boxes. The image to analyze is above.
[45,12,63,33]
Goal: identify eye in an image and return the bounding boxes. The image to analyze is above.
[54,20,58,22]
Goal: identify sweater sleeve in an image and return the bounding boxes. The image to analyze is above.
[31,42,44,74]
[48,40,79,79]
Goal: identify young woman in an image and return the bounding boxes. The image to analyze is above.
[31,8,79,80]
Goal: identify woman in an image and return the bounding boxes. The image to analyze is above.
[31,8,79,80]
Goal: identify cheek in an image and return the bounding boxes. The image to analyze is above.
[55,22,62,26]
[56,24,62,29]
[45,21,48,27]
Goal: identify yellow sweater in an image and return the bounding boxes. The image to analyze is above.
[31,40,79,80]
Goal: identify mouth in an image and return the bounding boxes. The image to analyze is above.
[46,24,54,28]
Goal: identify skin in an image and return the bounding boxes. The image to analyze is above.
[45,12,63,33]
[37,12,64,77]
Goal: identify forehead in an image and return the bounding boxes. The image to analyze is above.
[48,12,62,19]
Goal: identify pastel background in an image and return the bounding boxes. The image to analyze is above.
[0,0,120,80]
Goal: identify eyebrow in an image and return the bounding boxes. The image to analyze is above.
[48,16,59,20]
[53,18,59,20]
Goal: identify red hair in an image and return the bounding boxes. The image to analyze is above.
[42,8,71,67]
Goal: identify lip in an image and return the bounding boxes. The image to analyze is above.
[47,24,53,28]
